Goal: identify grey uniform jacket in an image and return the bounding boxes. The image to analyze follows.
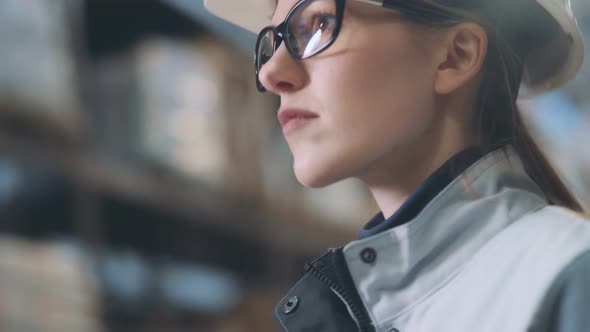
[274,147,590,332]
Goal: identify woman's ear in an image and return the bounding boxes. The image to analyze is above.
[433,22,488,95]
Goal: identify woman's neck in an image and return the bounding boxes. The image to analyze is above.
[360,120,478,218]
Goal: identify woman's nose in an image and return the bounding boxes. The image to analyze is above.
[257,44,307,94]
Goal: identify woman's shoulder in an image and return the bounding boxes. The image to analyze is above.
[512,206,590,331]
[533,248,590,332]
[468,204,590,285]
[513,205,590,239]
[498,205,590,259]
[534,205,590,222]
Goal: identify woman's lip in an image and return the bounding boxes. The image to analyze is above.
[277,109,319,128]
[281,117,317,135]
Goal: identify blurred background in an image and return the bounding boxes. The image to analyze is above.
[0,0,588,331]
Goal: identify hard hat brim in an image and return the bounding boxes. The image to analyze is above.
[525,0,584,94]
[204,0,270,34]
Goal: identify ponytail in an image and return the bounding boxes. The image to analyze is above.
[476,28,584,212]
[396,0,585,212]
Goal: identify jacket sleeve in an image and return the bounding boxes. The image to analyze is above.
[544,250,590,332]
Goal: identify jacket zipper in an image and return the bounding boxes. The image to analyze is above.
[304,249,374,332]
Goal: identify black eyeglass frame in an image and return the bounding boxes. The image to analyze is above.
[254,0,347,92]
[253,0,461,92]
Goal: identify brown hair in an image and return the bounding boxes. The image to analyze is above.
[390,0,584,211]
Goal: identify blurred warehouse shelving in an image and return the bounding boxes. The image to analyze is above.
[0,1,363,331]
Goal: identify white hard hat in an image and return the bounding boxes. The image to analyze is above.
[204,0,584,95]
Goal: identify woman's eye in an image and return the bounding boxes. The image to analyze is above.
[294,12,335,35]
[310,13,334,32]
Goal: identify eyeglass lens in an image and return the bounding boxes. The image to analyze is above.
[256,0,338,80]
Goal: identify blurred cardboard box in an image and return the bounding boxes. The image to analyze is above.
[0,236,102,332]
[0,0,84,140]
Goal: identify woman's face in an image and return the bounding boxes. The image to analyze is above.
[259,0,444,187]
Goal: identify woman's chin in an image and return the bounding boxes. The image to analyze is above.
[293,161,344,188]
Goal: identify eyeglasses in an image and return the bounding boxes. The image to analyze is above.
[255,0,355,92]
[254,0,459,92]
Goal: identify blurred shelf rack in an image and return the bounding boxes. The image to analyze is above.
[0,122,354,265]
[0,1,359,330]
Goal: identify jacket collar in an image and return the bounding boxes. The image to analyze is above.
[358,147,483,239]
[342,146,548,326]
